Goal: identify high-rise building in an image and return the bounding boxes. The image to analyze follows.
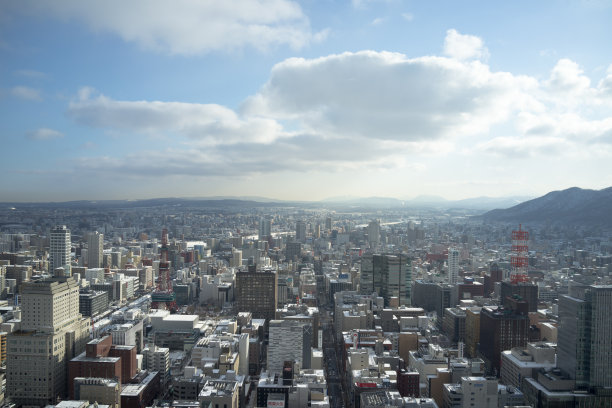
[295,220,307,243]
[448,248,459,285]
[259,218,272,240]
[557,285,612,390]
[360,254,411,306]
[267,320,312,374]
[7,277,90,406]
[49,225,71,274]
[325,216,332,231]
[500,281,538,312]
[87,231,104,269]
[478,302,530,374]
[367,220,381,247]
[235,266,278,323]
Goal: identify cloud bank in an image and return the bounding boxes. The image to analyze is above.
[9,0,325,54]
[64,30,612,179]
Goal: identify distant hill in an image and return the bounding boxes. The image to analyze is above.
[479,187,612,226]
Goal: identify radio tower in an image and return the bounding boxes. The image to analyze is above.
[151,229,177,311]
[510,224,529,284]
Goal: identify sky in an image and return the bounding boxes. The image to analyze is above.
[1,0,612,202]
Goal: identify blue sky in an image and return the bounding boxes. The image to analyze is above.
[1,0,611,202]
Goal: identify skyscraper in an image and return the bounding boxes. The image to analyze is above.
[367,220,381,247]
[235,266,278,323]
[87,231,104,269]
[295,220,306,243]
[7,278,90,405]
[360,253,411,306]
[448,247,459,285]
[557,285,612,390]
[267,320,312,374]
[259,218,272,240]
[49,225,71,274]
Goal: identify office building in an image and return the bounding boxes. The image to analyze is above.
[79,289,109,317]
[501,281,538,312]
[235,267,278,323]
[49,225,71,274]
[259,218,271,240]
[360,254,411,306]
[557,285,612,390]
[7,278,90,406]
[479,302,530,374]
[267,319,312,374]
[295,220,307,243]
[367,220,380,247]
[87,231,104,269]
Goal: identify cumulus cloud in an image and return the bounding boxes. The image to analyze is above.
[67,89,284,145]
[11,0,324,55]
[243,50,536,141]
[26,128,64,140]
[64,32,612,174]
[11,85,42,101]
[443,29,489,61]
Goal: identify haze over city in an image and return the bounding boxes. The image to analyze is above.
[1,1,611,202]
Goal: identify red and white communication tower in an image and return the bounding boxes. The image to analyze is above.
[151,229,177,311]
[510,224,529,284]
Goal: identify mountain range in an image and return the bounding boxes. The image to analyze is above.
[480,187,612,226]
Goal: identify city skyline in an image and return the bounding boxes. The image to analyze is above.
[1,1,612,202]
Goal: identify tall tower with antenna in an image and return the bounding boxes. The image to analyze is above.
[151,229,177,311]
[510,224,529,284]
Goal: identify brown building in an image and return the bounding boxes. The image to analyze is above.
[501,281,539,312]
[483,263,503,297]
[235,266,278,323]
[478,303,530,374]
[121,371,161,408]
[397,369,420,397]
[68,335,138,398]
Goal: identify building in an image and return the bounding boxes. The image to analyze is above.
[50,225,71,274]
[198,379,239,408]
[259,218,272,240]
[464,308,480,358]
[557,285,612,390]
[448,248,459,285]
[267,319,312,374]
[500,342,556,389]
[442,307,466,343]
[361,254,411,306]
[87,231,104,269]
[367,220,381,247]
[121,371,161,408]
[142,345,170,384]
[79,290,109,317]
[6,277,90,406]
[500,281,538,312]
[74,377,121,408]
[478,304,530,375]
[296,220,307,243]
[235,266,278,324]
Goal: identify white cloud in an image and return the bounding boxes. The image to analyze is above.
[14,69,47,78]
[243,50,535,141]
[443,29,489,61]
[370,17,385,26]
[11,85,42,101]
[26,128,64,140]
[68,89,284,145]
[401,13,414,21]
[13,0,324,55]
[546,58,591,94]
[64,35,612,177]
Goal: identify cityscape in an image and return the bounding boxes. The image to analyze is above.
[1,2,612,408]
